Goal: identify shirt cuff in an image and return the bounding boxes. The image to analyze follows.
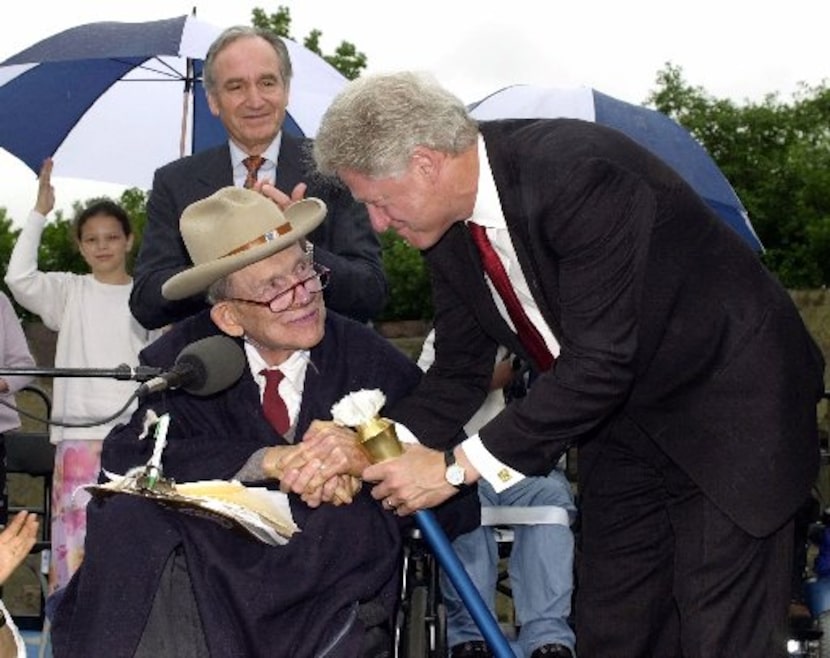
[462,435,525,492]
[393,422,420,444]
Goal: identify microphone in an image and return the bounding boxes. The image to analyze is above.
[137,335,245,397]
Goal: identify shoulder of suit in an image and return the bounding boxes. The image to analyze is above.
[140,309,223,365]
[154,144,230,177]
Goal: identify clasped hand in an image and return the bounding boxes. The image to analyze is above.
[362,443,459,516]
[263,421,370,507]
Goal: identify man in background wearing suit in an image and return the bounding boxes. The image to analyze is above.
[311,72,826,656]
[130,26,387,329]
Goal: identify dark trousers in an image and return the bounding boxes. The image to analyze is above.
[134,547,392,658]
[575,415,793,657]
[134,547,209,658]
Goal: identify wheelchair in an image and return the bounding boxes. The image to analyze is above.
[395,526,448,658]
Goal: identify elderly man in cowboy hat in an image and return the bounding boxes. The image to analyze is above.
[49,188,475,658]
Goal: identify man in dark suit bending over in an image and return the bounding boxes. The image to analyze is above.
[130,26,387,329]
[310,72,826,656]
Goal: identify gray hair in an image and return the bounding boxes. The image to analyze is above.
[313,71,479,179]
[206,276,234,305]
[203,26,293,93]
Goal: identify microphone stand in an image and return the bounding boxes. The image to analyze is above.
[0,365,163,381]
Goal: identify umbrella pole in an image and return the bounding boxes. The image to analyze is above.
[180,56,194,158]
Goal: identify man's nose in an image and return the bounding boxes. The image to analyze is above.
[366,206,390,233]
[243,85,265,106]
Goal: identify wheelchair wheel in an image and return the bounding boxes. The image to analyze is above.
[430,599,447,658]
[402,585,429,658]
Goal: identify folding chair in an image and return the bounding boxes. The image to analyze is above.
[5,384,54,658]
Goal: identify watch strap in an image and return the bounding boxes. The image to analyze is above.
[444,449,470,489]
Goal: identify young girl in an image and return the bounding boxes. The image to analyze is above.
[4,158,160,596]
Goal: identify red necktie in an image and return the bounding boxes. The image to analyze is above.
[260,369,290,435]
[467,222,555,372]
[243,155,265,189]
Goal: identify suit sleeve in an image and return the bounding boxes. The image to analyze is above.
[0,292,34,394]
[386,257,496,449]
[130,168,208,329]
[479,157,654,474]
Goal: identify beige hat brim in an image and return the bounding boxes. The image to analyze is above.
[161,198,327,301]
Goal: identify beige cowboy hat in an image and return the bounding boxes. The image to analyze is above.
[162,187,327,301]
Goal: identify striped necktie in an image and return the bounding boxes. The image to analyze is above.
[242,155,265,189]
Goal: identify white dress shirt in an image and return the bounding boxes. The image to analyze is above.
[245,341,310,441]
[230,134,283,188]
[459,136,561,492]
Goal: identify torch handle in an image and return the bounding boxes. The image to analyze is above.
[357,415,514,656]
[414,509,516,658]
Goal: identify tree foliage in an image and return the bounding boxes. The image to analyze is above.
[376,232,433,322]
[3,15,829,325]
[647,63,830,287]
[251,6,367,80]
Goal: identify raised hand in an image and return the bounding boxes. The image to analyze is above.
[34,157,55,216]
[259,180,308,210]
[0,511,39,585]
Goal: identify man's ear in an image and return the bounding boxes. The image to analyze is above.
[210,302,244,337]
[412,146,442,182]
[206,91,221,118]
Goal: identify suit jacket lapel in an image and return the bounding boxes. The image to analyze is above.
[429,224,527,360]
[191,139,306,195]
[194,144,234,193]
[274,134,308,191]
[479,124,563,343]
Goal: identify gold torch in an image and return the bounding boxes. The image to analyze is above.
[331,389,402,464]
[329,388,515,656]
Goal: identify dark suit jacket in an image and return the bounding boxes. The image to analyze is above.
[130,136,387,328]
[389,118,826,538]
[51,311,421,657]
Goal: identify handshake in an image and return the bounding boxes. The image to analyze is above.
[265,389,401,508]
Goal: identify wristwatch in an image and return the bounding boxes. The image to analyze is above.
[444,449,468,489]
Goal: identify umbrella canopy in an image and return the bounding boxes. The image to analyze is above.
[468,85,763,252]
[0,15,347,189]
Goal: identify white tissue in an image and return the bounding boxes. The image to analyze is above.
[330,388,387,427]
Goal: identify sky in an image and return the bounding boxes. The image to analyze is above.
[0,0,827,224]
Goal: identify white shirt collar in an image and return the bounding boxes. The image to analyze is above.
[229,133,283,175]
[468,135,506,231]
[244,341,309,390]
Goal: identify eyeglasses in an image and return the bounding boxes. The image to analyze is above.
[226,263,330,313]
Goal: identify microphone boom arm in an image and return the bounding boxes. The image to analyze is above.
[0,365,163,381]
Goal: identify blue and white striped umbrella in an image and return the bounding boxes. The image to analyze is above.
[0,15,347,189]
[469,85,763,252]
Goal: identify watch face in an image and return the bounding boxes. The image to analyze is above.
[445,463,465,487]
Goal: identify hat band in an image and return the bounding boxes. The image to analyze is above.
[226,222,294,257]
